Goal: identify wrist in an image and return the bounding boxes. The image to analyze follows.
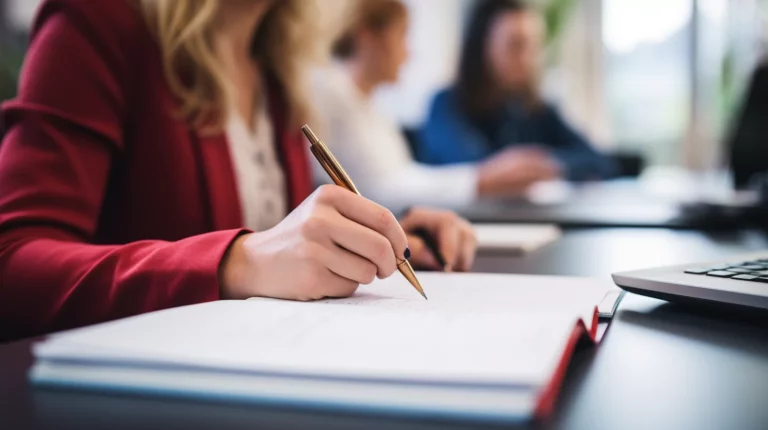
[476,166,495,197]
[219,233,252,300]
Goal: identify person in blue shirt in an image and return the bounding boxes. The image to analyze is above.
[420,0,618,185]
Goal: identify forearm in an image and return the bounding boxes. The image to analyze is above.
[365,164,478,212]
[0,228,247,340]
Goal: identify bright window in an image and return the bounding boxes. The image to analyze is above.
[602,0,694,165]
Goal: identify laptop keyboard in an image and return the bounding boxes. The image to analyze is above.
[685,259,768,283]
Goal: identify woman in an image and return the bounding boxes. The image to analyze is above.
[0,0,476,342]
[310,0,560,211]
[420,0,618,183]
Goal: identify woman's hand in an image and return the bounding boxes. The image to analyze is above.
[400,208,477,272]
[477,146,561,197]
[219,185,408,301]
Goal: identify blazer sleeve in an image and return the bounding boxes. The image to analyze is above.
[545,107,619,181]
[0,2,245,340]
[418,90,491,165]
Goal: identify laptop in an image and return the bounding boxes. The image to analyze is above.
[612,252,768,311]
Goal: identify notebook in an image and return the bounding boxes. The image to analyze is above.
[473,224,561,253]
[31,273,621,423]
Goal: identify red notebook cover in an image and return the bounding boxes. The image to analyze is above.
[534,307,601,418]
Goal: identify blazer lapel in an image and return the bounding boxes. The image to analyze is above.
[191,131,243,231]
[266,81,313,209]
[188,77,312,232]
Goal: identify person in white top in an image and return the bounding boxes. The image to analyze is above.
[310,0,560,213]
[311,65,478,212]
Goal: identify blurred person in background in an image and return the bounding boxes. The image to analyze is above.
[420,0,617,186]
[0,0,476,341]
[310,0,562,211]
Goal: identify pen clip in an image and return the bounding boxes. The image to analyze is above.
[309,140,359,194]
[311,145,347,189]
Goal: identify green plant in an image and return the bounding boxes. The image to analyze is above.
[0,43,24,101]
[541,0,577,49]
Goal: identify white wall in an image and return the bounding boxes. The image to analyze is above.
[547,0,611,149]
[8,0,41,30]
[372,0,472,128]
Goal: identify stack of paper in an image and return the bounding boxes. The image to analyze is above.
[31,273,620,423]
[473,224,561,253]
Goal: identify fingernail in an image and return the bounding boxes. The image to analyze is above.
[404,246,411,260]
[444,264,453,273]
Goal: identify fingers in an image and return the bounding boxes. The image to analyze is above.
[293,245,361,300]
[478,151,561,197]
[295,263,359,300]
[530,156,562,179]
[318,268,361,299]
[435,214,477,272]
[510,162,559,188]
[315,186,408,261]
[456,224,478,272]
[307,188,477,280]
[321,234,388,283]
[401,208,477,272]
[435,220,461,271]
[404,235,442,271]
[324,215,398,279]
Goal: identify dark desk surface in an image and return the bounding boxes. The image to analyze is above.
[3,228,768,430]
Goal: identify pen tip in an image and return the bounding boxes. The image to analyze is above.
[421,291,428,300]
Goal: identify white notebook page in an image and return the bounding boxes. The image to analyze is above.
[36,273,612,388]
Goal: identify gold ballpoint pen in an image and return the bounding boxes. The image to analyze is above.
[301,125,427,300]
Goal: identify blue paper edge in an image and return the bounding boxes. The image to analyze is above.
[31,375,532,425]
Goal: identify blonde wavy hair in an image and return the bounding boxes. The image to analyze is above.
[138,0,320,131]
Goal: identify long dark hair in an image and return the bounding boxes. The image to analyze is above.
[456,0,537,117]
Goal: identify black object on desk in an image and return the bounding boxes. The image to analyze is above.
[411,228,448,270]
[729,61,768,189]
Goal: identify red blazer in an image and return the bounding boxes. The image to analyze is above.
[0,0,313,341]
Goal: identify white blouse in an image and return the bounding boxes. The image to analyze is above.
[309,65,478,213]
[225,102,287,232]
